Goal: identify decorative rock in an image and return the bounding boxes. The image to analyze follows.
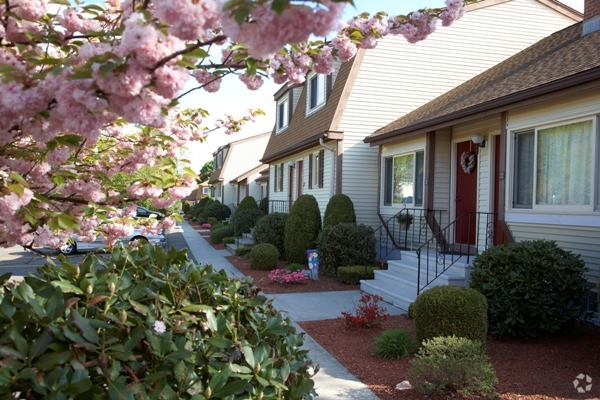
[395,380,412,390]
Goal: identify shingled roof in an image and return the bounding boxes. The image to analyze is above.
[260,54,360,163]
[365,21,600,143]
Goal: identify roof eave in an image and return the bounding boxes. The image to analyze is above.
[261,131,343,163]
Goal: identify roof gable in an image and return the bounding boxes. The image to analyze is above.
[208,132,270,184]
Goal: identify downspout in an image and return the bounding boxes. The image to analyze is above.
[320,138,336,198]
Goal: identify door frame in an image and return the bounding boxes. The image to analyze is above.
[450,138,479,246]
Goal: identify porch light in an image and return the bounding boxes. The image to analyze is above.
[472,133,486,148]
[287,160,296,168]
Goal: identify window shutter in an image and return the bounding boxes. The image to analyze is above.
[273,165,278,192]
[308,154,313,189]
[279,163,284,191]
[318,150,324,188]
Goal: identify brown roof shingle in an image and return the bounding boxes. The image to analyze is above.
[366,22,600,142]
[261,55,359,163]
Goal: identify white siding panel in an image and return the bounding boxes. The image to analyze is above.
[509,223,600,284]
[337,0,575,231]
[434,131,452,228]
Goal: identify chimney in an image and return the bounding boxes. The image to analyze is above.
[584,0,600,35]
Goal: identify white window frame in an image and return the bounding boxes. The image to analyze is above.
[202,187,210,195]
[306,72,326,116]
[276,96,289,134]
[381,150,425,208]
[509,116,598,214]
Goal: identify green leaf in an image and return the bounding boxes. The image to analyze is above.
[179,304,211,312]
[29,330,54,360]
[0,294,16,319]
[213,380,248,398]
[245,58,257,76]
[291,378,314,398]
[271,0,289,14]
[46,286,65,320]
[165,350,192,360]
[70,310,100,344]
[51,280,84,295]
[67,68,93,80]
[185,47,210,59]
[107,380,134,400]
[206,337,233,349]
[50,0,72,5]
[129,299,149,316]
[242,344,255,368]
[34,350,72,370]
[162,282,176,306]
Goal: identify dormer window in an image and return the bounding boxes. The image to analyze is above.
[307,72,326,115]
[276,96,289,134]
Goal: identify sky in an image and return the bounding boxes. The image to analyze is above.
[179,0,583,172]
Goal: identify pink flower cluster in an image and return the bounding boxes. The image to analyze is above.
[268,269,309,285]
[201,223,211,229]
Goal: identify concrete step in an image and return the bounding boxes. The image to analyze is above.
[360,279,413,312]
[397,251,471,278]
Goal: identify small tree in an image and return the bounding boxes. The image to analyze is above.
[197,160,214,184]
[323,194,356,228]
[284,195,322,264]
[235,196,259,216]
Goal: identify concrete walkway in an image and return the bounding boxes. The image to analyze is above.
[177,221,406,400]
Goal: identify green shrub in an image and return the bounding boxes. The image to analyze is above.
[323,194,356,228]
[250,243,280,270]
[316,223,376,276]
[287,263,304,272]
[233,209,265,236]
[222,237,237,245]
[414,285,487,346]
[337,265,379,285]
[183,201,191,213]
[409,336,498,397]
[254,213,288,259]
[372,328,416,360]
[235,196,258,216]
[470,240,590,338]
[0,245,316,399]
[210,225,232,244]
[210,222,223,232]
[235,246,253,257]
[284,195,322,264]
[407,302,415,319]
[204,203,231,221]
[259,196,269,214]
[207,217,218,226]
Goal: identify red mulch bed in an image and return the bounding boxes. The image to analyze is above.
[299,315,600,400]
[224,255,358,294]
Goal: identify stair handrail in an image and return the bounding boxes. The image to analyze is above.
[416,211,499,295]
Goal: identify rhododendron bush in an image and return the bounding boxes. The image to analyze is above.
[0,0,471,251]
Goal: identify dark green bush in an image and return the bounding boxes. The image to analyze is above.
[204,203,231,221]
[287,263,304,272]
[407,302,415,319]
[183,201,191,213]
[235,246,253,257]
[323,194,356,228]
[210,222,224,232]
[210,225,232,244]
[409,336,498,396]
[253,213,288,259]
[470,240,590,338]
[337,265,379,285]
[233,209,265,236]
[284,195,322,264]
[222,237,237,245]
[235,196,258,216]
[207,217,218,226]
[250,243,280,270]
[259,196,269,214]
[0,245,316,399]
[414,285,487,346]
[316,223,376,276]
[372,328,416,360]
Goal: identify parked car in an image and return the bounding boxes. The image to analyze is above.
[136,206,163,220]
[57,228,167,255]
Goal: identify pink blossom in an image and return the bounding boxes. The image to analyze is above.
[193,70,222,93]
[239,73,264,90]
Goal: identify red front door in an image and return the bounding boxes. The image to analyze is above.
[288,165,295,209]
[297,160,303,197]
[455,141,477,245]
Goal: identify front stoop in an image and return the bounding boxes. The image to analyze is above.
[226,231,255,255]
[360,251,472,311]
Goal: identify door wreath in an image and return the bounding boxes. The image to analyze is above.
[460,151,476,174]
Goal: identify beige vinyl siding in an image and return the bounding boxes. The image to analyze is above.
[508,223,600,284]
[267,145,335,219]
[433,130,452,228]
[337,0,576,231]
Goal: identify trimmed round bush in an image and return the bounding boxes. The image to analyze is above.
[470,240,590,338]
[233,209,265,236]
[323,194,356,228]
[210,222,224,232]
[204,203,231,221]
[372,328,416,360]
[337,265,379,285]
[409,336,498,396]
[284,195,322,264]
[259,196,269,214]
[287,263,304,272]
[414,285,488,346]
[316,223,376,276]
[210,225,232,244]
[207,217,218,226]
[407,302,415,319]
[235,246,252,257]
[222,237,236,245]
[250,243,280,270]
[235,196,258,216]
[253,213,288,259]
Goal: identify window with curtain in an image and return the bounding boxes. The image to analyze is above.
[513,120,593,210]
[383,151,424,206]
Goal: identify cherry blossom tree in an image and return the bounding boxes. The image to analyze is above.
[0,0,471,251]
